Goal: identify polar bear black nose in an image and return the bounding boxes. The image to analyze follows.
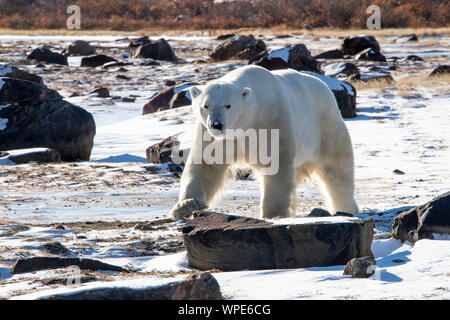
[211,121,223,131]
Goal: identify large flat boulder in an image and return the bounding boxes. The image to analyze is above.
[0,78,96,161]
[392,192,450,242]
[182,211,374,271]
[31,272,222,300]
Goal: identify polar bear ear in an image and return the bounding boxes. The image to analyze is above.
[189,86,202,100]
[242,87,252,102]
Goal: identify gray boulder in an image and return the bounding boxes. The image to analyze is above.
[142,82,198,115]
[27,47,68,66]
[250,44,320,73]
[341,36,380,56]
[183,211,374,271]
[1,148,61,164]
[81,55,117,68]
[392,192,450,242]
[344,256,376,278]
[210,35,266,61]
[0,78,96,161]
[0,65,43,83]
[37,272,222,300]
[133,38,178,62]
[62,40,96,56]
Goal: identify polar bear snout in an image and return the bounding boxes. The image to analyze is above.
[211,121,224,131]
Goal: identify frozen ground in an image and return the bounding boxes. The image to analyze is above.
[0,33,449,299]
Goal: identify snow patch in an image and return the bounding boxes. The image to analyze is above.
[267,46,292,63]
[0,65,13,76]
[0,118,8,131]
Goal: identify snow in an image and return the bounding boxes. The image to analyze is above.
[267,46,292,62]
[212,239,450,299]
[13,275,185,300]
[0,65,13,76]
[268,216,360,225]
[0,117,7,131]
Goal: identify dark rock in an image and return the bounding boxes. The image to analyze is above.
[116,74,130,80]
[355,47,386,62]
[314,49,344,60]
[341,36,380,56]
[406,55,423,61]
[343,256,376,278]
[183,211,374,271]
[429,65,450,77]
[11,257,127,274]
[146,135,180,164]
[142,82,198,115]
[350,73,394,84]
[308,208,331,217]
[43,241,70,255]
[210,35,266,61]
[133,38,178,62]
[27,47,68,66]
[323,62,360,79]
[216,33,235,41]
[128,36,151,48]
[90,87,110,98]
[303,24,314,31]
[0,65,43,83]
[250,44,320,73]
[138,59,161,66]
[81,55,117,68]
[37,272,222,300]
[122,97,135,103]
[2,148,61,164]
[392,192,450,242]
[0,78,95,161]
[394,34,418,43]
[62,40,96,56]
[335,211,354,217]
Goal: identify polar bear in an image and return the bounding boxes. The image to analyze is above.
[170,65,358,219]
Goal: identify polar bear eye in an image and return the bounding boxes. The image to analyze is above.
[225,105,231,109]
[204,104,209,109]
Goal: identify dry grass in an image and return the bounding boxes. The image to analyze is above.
[0,26,449,37]
[352,73,450,94]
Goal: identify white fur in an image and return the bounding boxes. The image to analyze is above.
[170,65,358,219]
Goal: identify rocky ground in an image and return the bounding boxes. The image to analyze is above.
[0,32,449,299]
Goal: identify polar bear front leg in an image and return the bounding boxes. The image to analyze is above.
[260,165,296,219]
[170,162,230,219]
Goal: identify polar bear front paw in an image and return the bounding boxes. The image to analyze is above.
[170,198,207,220]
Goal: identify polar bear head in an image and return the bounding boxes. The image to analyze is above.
[189,83,252,139]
